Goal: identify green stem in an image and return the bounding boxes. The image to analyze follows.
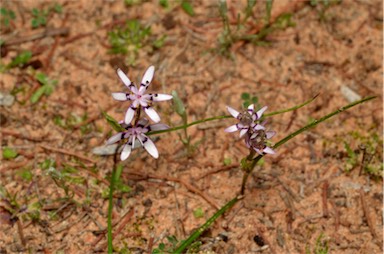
[173,196,240,254]
[240,95,377,193]
[107,143,121,253]
[107,168,116,253]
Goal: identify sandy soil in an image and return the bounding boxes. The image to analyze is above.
[0,0,383,253]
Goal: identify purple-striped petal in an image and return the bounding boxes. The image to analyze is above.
[263,147,275,154]
[256,106,268,119]
[239,128,248,138]
[112,92,128,101]
[124,106,136,124]
[152,94,173,101]
[224,125,238,133]
[247,104,254,111]
[143,137,159,158]
[106,132,123,145]
[139,65,155,94]
[120,144,132,160]
[149,123,169,131]
[265,131,276,139]
[117,69,132,87]
[144,107,160,123]
[227,106,240,118]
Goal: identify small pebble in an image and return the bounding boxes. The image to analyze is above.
[0,92,15,107]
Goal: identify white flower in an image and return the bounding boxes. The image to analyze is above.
[224,104,267,137]
[106,119,168,160]
[245,129,276,155]
[112,66,173,124]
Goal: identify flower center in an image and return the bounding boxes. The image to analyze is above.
[239,111,253,126]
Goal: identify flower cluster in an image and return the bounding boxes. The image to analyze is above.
[225,104,276,155]
[108,66,172,160]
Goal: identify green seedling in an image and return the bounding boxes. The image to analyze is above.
[31,8,48,28]
[223,157,232,166]
[193,207,204,218]
[217,0,295,55]
[181,1,194,16]
[159,0,169,8]
[309,0,342,21]
[6,51,32,70]
[31,3,62,29]
[0,7,16,30]
[306,233,329,254]
[17,168,33,182]
[31,72,57,104]
[241,92,259,108]
[2,147,18,159]
[152,235,180,254]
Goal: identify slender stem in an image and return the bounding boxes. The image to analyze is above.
[147,95,319,136]
[240,96,377,194]
[107,169,116,253]
[107,143,121,253]
[173,196,240,254]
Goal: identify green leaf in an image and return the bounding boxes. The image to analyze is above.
[2,147,18,159]
[102,112,125,132]
[30,85,47,104]
[223,157,232,166]
[181,1,194,16]
[35,72,48,85]
[193,207,204,218]
[159,0,169,8]
[241,92,250,100]
[17,168,33,181]
[7,51,32,68]
[171,90,186,117]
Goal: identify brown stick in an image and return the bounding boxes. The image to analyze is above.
[16,219,26,247]
[196,164,239,180]
[322,180,329,218]
[3,27,69,46]
[359,188,378,240]
[39,145,96,164]
[1,128,47,142]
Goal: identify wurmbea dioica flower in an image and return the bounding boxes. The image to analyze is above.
[224,104,268,137]
[112,66,173,124]
[225,104,276,155]
[106,119,169,160]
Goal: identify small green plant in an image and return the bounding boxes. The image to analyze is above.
[31,3,62,29]
[309,0,342,21]
[31,72,58,104]
[306,233,329,254]
[193,207,204,218]
[2,147,18,160]
[241,92,259,108]
[7,51,32,69]
[152,235,180,254]
[108,20,151,65]
[217,0,296,55]
[0,7,16,30]
[31,8,48,28]
[181,1,194,16]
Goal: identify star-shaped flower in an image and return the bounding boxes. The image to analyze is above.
[245,128,276,155]
[112,66,173,124]
[106,119,169,160]
[224,104,267,137]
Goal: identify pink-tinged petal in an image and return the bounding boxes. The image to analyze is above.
[112,92,128,101]
[263,147,276,154]
[117,69,131,87]
[124,107,136,124]
[152,94,173,101]
[106,133,123,145]
[239,128,248,138]
[266,131,276,139]
[227,106,240,118]
[144,107,160,123]
[256,106,268,119]
[254,124,265,130]
[224,125,238,133]
[132,139,142,149]
[137,118,149,126]
[149,123,169,131]
[143,137,159,158]
[120,144,132,160]
[247,104,254,111]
